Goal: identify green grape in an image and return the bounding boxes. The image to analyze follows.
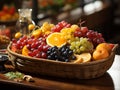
[71,42,76,47]
[76,48,81,53]
[75,45,79,49]
[70,45,74,50]
[80,46,85,52]
[73,49,76,53]
[69,37,94,54]
[75,37,79,41]
[76,41,81,46]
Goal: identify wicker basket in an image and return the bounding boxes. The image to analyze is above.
[7,43,118,79]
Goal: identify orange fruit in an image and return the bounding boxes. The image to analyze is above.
[22,45,30,56]
[93,47,109,60]
[96,43,111,53]
[46,32,67,47]
[15,32,22,39]
[28,24,35,31]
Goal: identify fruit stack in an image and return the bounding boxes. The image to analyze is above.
[0,4,18,22]
[11,21,115,63]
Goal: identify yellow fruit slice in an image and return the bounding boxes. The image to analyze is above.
[22,45,30,56]
[46,32,67,47]
[15,32,22,39]
[73,54,83,63]
[74,53,91,63]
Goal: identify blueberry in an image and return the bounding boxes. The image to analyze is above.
[59,47,65,52]
[53,51,58,55]
[47,55,51,59]
[54,55,58,59]
[47,55,55,60]
[50,53,55,57]
[62,51,68,56]
[52,46,58,51]
[68,50,73,55]
[65,59,69,62]
[47,50,51,55]
[71,55,76,60]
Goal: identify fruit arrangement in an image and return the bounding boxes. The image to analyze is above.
[0,4,19,22]
[11,21,115,63]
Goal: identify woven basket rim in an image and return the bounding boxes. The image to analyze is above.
[7,42,118,66]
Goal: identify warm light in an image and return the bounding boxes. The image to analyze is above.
[83,0,103,15]
[94,0,103,11]
[83,3,96,15]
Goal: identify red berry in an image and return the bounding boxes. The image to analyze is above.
[81,27,88,35]
[38,45,43,51]
[41,52,47,58]
[74,30,83,37]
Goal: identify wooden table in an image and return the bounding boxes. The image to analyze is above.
[0,55,120,90]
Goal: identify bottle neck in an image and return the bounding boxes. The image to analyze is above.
[18,9,32,21]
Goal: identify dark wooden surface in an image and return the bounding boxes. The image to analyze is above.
[0,55,120,90]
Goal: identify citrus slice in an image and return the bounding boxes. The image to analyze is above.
[73,54,83,63]
[22,45,30,56]
[74,53,91,63]
[46,32,67,47]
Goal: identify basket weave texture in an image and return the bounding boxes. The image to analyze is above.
[7,43,118,79]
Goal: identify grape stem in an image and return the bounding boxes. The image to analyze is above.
[78,19,86,29]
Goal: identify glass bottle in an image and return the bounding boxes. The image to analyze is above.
[15,9,35,36]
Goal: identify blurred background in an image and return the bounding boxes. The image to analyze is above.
[0,0,120,53]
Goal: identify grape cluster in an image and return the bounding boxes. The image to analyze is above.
[74,27,105,46]
[70,37,94,54]
[47,45,76,62]
[12,35,51,58]
[51,21,71,32]
[12,35,28,49]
